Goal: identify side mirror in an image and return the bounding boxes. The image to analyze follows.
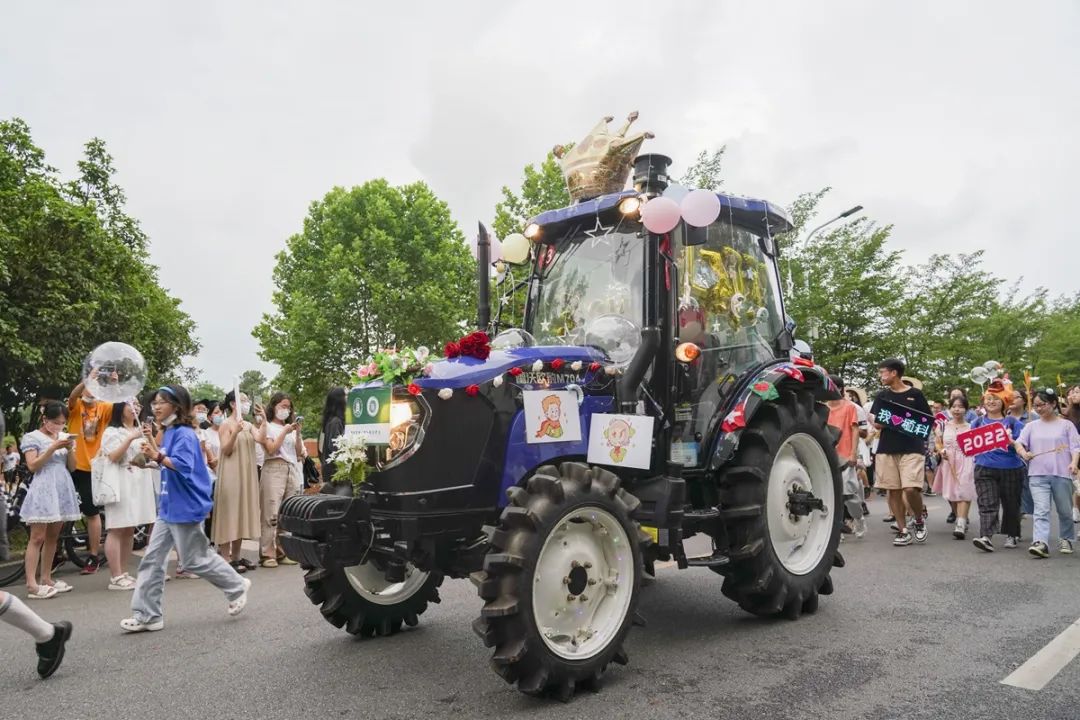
[684,223,707,247]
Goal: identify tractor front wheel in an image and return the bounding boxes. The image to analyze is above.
[473,462,644,701]
[302,561,443,638]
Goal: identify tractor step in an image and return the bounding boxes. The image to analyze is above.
[685,551,731,569]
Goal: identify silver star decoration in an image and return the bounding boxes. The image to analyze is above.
[711,321,726,334]
[583,217,615,249]
[500,295,511,306]
[541,320,552,332]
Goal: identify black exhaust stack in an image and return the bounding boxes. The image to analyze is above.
[476,222,491,331]
[633,154,672,197]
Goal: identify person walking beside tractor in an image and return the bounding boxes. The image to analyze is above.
[871,358,931,547]
[535,395,565,439]
[67,377,112,574]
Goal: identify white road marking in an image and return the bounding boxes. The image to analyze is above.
[1001,617,1080,691]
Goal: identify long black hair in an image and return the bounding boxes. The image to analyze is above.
[108,402,129,428]
[322,387,346,435]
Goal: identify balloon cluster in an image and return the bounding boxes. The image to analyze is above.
[641,189,722,235]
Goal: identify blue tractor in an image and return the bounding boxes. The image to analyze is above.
[280,119,843,700]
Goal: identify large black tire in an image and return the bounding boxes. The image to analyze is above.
[716,387,842,619]
[301,562,443,638]
[473,462,644,701]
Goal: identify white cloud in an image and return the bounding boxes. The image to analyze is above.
[3,0,1076,387]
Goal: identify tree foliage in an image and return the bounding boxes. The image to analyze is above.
[492,150,570,241]
[0,118,198,436]
[254,179,476,412]
[679,148,725,190]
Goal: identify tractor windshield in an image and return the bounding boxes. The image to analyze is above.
[529,224,645,347]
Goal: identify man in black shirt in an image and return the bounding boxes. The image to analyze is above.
[871,358,932,546]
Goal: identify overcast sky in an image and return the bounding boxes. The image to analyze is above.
[3,1,1077,388]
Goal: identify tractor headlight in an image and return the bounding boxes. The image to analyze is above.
[378,390,430,470]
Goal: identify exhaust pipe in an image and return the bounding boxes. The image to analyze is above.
[617,327,661,412]
[476,222,491,331]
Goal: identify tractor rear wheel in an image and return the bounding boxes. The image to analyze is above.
[715,388,842,619]
[473,462,644,701]
[301,561,443,638]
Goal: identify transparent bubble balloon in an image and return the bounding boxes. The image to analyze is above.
[82,342,147,403]
[491,328,536,350]
[584,314,641,367]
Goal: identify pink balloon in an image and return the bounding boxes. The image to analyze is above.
[641,196,682,234]
[680,189,722,227]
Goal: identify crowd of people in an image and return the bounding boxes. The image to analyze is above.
[828,358,1080,557]
[0,376,332,677]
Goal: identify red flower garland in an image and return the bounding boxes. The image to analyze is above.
[550,358,565,371]
[509,367,523,377]
[589,362,601,372]
[465,384,480,397]
[407,383,421,396]
[445,331,491,360]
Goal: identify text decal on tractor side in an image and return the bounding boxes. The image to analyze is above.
[277,113,844,702]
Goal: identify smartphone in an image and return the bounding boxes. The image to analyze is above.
[295,415,304,424]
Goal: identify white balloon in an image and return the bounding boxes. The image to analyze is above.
[680,189,722,227]
[82,342,147,403]
[641,196,681,234]
[501,233,530,265]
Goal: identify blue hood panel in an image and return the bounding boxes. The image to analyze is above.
[414,346,607,389]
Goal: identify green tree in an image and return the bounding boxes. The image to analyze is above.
[0,118,197,435]
[492,150,570,241]
[679,148,725,190]
[65,137,148,252]
[188,379,227,404]
[254,179,475,411]
[239,369,270,401]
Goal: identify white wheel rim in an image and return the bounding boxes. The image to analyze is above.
[531,506,635,661]
[766,433,835,575]
[344,562,429,606]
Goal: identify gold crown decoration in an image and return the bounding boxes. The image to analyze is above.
[554,112,654,203]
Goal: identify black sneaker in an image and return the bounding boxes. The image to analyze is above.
[946,512,957,524]
[923,490,937,497]
[883,514,896,523]
[80,555,100,575]
[973,536,994,553]
[36,621,72,679]
[1029,541,1050,559]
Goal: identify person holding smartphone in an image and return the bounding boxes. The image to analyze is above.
[19,402,82,599]
[258,392,305,567]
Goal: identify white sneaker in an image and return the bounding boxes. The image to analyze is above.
[854,518,867,538]
[120,617,164,633]
[1059,539,1074,555]
[108,575,136,591]
[1004,536,1018,549]
[1073,508,1080,524]
[227,577,252,617]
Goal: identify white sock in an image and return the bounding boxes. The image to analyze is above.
[0,592,56,643]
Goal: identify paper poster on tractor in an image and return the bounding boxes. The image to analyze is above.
[346,386,392,445]
[587,414,654,469]
[523,390,582,444]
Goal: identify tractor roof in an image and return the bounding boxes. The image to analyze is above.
[528,190,794,238]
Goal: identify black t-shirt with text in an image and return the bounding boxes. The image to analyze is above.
[874,386,932,455]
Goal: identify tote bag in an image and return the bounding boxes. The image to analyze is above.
[91,445,122,506]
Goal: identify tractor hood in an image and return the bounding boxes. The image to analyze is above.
[414,346,607,389]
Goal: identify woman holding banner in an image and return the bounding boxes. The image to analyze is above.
[970,385,1026,553]
[1015,388,1080,558]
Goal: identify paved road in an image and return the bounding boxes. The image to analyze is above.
[5,496,1080,719]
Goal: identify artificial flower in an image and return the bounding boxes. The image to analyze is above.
[551,358,565,371]
[437,388,453,400]
[466,384,480,397]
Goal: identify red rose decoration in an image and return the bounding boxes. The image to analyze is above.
[589,362,601,372]
[465,384,480,397]
[444,341,461,358]
[407,383,421,396]
[509,367,523,377]
[448,331,491,360]
[721,403,747,433]
[551,358,565,371]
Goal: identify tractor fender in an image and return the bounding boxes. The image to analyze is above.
[708,361,841,472]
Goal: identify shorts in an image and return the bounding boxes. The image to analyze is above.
[874,453,924,490]
[71,469,103,517]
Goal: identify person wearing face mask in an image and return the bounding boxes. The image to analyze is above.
[101,401,158,590]
[932,396,976,539]
[66,378,113,575]
[1015,388,1080,558]
[258,392,305,567]
[970,384,1026,552]
[194,400,221,483]
[121,385,250,632]
[19,401,82,599]
[213,391,262,572]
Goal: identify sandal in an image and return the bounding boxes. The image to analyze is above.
[230,560,247,574]
[48,580,74,594]
[259,557,278,568]
[27,585,58,600]
[237,558,257,571]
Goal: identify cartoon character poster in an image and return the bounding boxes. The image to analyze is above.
[523,390,582,445]
[587,414,654,469]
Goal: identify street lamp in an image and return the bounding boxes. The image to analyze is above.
[786,204,863,296]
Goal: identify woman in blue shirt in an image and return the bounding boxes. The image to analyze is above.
[120,385,251,633]
[970,387,1026,553]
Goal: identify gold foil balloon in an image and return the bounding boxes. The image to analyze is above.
[554,112,654,203]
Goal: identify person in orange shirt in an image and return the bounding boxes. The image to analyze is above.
[828,375,864,538]
[67,379,113,574]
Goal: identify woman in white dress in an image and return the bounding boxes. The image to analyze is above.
[101,401,158,590]
[20,402,82,599]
